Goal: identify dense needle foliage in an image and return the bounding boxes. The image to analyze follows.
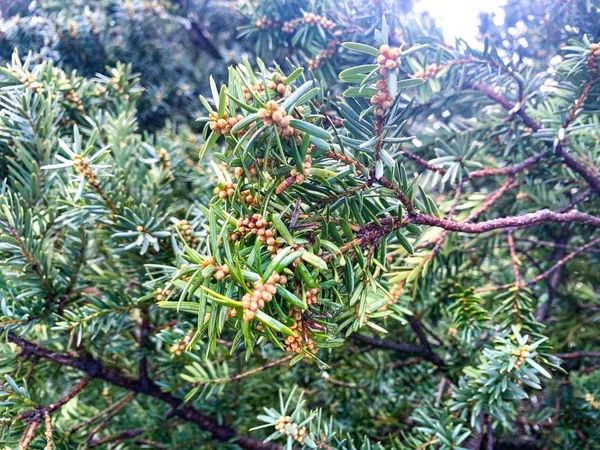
[1,1,599,449]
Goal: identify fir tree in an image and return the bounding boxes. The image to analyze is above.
[1,1,600,449]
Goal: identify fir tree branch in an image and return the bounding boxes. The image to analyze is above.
[350,332,444,367]
[198,355,294,385]
[507,231,521,285]
[555,352,600,359]
[67,392,137,437]
[17,377,90,421]
[407,209,600,233]
[524,234,600,288]
[8,333,281,450]
[471,81,600,192]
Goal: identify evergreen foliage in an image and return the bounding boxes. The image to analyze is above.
[1,1,600,449]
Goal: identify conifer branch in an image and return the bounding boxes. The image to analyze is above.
[8,334,281,450]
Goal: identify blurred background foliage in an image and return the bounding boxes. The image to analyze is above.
[2,0,597,128]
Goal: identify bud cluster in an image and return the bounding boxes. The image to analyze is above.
[233,157,273,180]
[234,164,258,179]
[381,282,403,311]
[282,19,297,34]
[208,113,242,135]
[235,214,281,254]
[83,9,100,34]
[242,81,265,100]
[169,329,194,355]
[154,287,172,302]
[68,20,78,38]
[285,307,317,354]
[305,287,319,305]
[214,181,236,199]
[72,154,100,186]
[255,17,274,29]
[510,344,531,369]
[213,264,230,281]
[290,150,312,184]
[303,12,334,30]
[236,214,268,238]
[239,189,258,206]
[274,243,303,263]
[589,43,600,73]
[267,73,291,98]
[65,90,84,111]
[176,219,200,246]
[225,307,238,320]
[242,272,287,320]
[584,393,600,410]
[257,100,296,138]
[371,45,401,116]
[19,73,44,93]
[414,63,443,81]
[157,148,171,171]
[201,255,216,267]
[308,41,337,70]
[274,416,308,445]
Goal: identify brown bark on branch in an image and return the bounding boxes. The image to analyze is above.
[471,82,600,192]
[407,210,600,233]
[350,332,444,367]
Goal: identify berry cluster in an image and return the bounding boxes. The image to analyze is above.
[290,150,312,184]
[257,100,296,139]
[590,43,600,57]
[274,416,308,445]
[65,90,84,111]
[584,393,600,410]
[285,307,316,354]
[267,73,291,98]
[510,344,531,369]
[208,113,242,135]
[154,287,172,302]
[214,181,236,200]
[371,45,402,116]
[414,63,443,81]
[169,330,194,355]
[242,272,287,320]
[303,12,334,30]
[242,81,265,100]
[72,154,100,187]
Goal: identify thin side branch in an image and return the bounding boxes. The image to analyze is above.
[9,334,280,450]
